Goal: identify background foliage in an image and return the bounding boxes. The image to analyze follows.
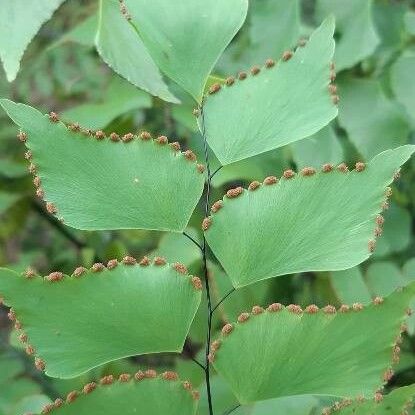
[0,0,414,414]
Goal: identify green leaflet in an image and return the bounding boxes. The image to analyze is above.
[211,284,415,404]
[0,0,65,82]
[391,51,415,125]
[324,384,415,414]
[199,17,338,166]
[0,99,205,232]
[0,259,202,378]
[124,0,248,101]
[291,125,344,167]
[338,78,411,159]
[248,0,301,63]
[316,0,380,71]
[204,146,415,288]
[331,267,372,305]
[96,0,179,103]
[35,373,199,415]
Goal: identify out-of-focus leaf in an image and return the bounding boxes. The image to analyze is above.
[405,10,415,35]
[0,378,41,415]
[62,76,152,130]
[373,205,411,258]
[391,51,415,125]
[1,100,205,232]
[0,159,27,178]
[316,0,380,71]
[52,13,98,48]
[96,0,178,103]
[291,125,343,167]
[0,261,202,378]
[0,0,65,81]
[366,261,407,297]
[212,284,415,403]
[200,18,337,165]
[205,146,414,288]
[248,0,301,62]
[212,150,289,188]
[331,267,372,305]
[338,78,410,158]
[35,374,199,415]
[403,258,415,281]
[0,191,21,214]
[152,228,202,267]
[12,394,52,415]
[210,262,270,322]
[124,0,248,101]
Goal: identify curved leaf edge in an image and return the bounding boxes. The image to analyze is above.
[124,0,249,102]
[320,384,415,415]
[37,370,200,414]
[1,1,65,82]
[210,289,411,400]
[0,99,206,230]
[202,152,406,287]
[95,0,180,104]
[2,256,203,375]
[196,16,339,145]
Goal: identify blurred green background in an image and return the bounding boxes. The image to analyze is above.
[0,0,414,414]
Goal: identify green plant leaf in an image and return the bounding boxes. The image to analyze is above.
[0,99,205,232]
[95,0,179,103]
[0,0,65,82]
[152,228,202,268]
[0,259,202,378]
[331,267,372,305]
[366,261,407,298]
[34,372,199,415]
[51,13,98,49]
[211,284,415,404]
[61,76,152,130]
[372,205,412,258]
[291,125,343,167]
[316,0,380,71]
[391,51,415,125]
[338,78,411,159]
[199,17,338,166]
[124,0,248,101]
[12,394,52,415]
[323,384,415,414]
[0,191,21,215]
[205,146,415,288]
[248,0,301,63]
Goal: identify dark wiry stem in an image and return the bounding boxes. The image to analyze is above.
[211,288,236,315]
[199,102,215,415]
[223,404,241,415]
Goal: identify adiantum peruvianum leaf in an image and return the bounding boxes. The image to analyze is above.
[36,371,199,415]
[0,99,205,232]
[0,257,202,378]
[198,17,338,166]
[96,0,179,103]
[0,0,65,82]
[204,145,415,288]
[123,0,248,101]
[210,284,415,404]
[321,384,415,414]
